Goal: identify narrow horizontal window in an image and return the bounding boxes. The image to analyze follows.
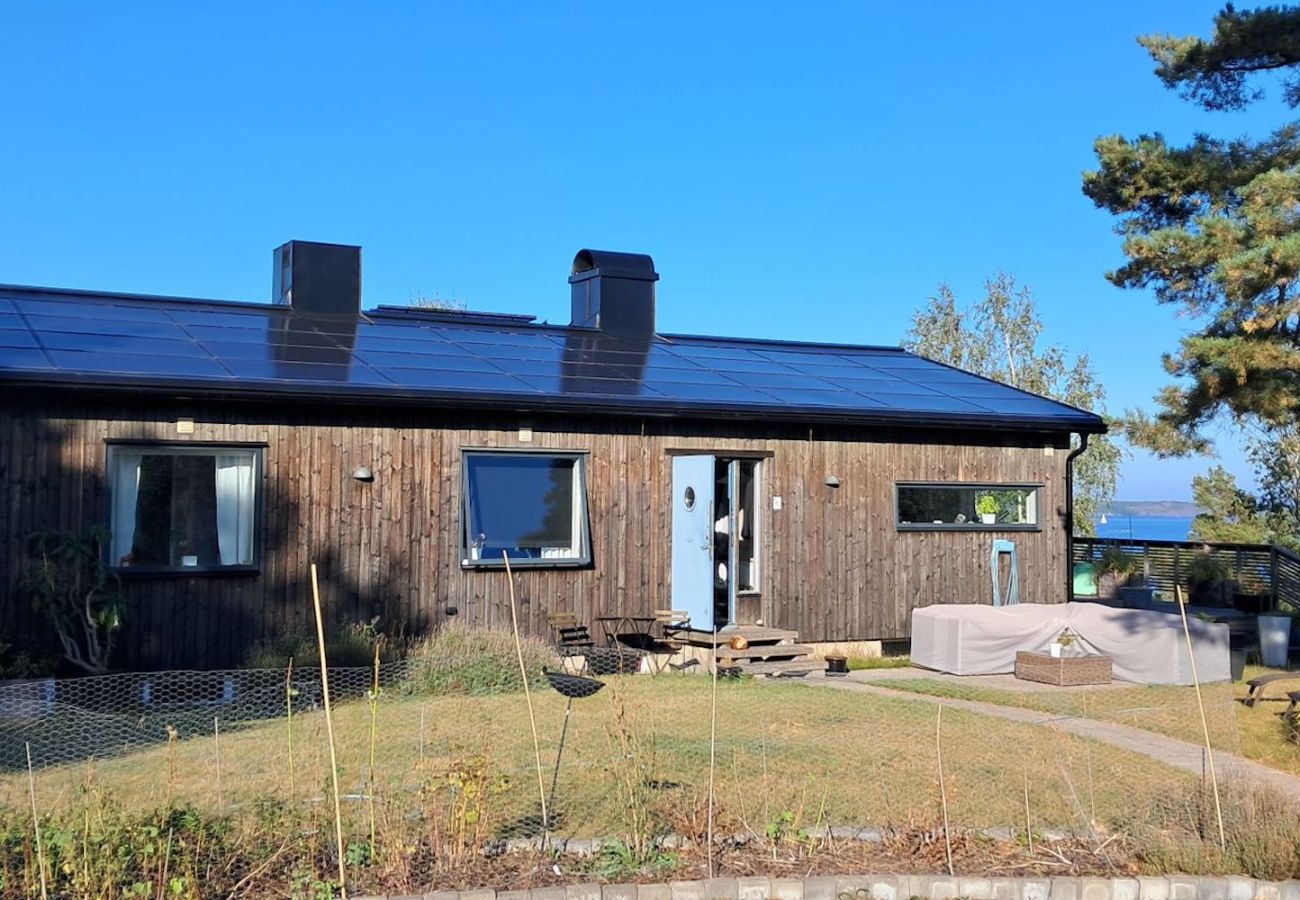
[896,483,1040,530]
[109,445,262,572]
[462,451,590,567]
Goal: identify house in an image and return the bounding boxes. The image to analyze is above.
[0,242,1107,670]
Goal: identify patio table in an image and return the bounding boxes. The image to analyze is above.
[595,615,659,650]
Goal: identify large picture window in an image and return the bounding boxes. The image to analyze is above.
[461,451,590,567]
[109,444,262,571]
[896,483,1040,530]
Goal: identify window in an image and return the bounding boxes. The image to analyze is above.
[109,445,262,571]
[461,451,590,567]
[896,483,1040,530]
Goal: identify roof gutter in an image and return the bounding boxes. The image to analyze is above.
[0,373,1112,435]
[1064,432,1090,603]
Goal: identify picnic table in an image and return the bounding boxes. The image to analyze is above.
[1244,672,1300,707]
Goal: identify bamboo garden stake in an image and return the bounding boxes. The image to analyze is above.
[936,703,954,876]
[213,716,223,811]
[707,624,719,879]
[311,562,349,899]
[503,552,549,848]
[367,642,381,861]
[285,657,296,801]
[26,743,48,900]
[1175,584,1226,851]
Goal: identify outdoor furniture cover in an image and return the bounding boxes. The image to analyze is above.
[910,601,1230,684]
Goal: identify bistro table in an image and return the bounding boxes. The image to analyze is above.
[594,615,660,651]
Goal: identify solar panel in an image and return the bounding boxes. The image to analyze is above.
[0,286,1108,431]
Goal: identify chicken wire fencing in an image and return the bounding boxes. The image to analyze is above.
[0,647,1266,887]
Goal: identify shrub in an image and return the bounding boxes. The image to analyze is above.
[20,528,125,674]
[1096,546,1138,577]
[243,618,395,669]
[1186,551,1232,585]
[402,623,557,695]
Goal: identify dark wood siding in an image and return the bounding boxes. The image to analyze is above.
[0,399,1073,669]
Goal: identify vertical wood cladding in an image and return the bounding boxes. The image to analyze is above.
[0,401,1072,669]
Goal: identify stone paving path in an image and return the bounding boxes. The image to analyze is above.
[792,669,1300,802]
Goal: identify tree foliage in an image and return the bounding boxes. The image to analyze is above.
[20,527,125,674]
[1190,425,1300,548]
[1084,4,1300,453]
[1140,4,1300,111]
[903,274,1122,535]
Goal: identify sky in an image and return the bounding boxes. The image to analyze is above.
[1,2,1290,502]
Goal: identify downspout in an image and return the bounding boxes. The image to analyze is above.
[1064,432,1090,603]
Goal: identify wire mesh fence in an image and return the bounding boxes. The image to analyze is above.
[0,631,1294,898]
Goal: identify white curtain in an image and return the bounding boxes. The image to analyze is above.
[215,454,255,565]
[110,451,143,564]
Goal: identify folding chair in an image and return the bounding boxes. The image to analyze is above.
[653,608,698,674]
[548,612,595,674]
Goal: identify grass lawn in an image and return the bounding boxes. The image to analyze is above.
[873,666,1300,774]
[0,675,1198,839]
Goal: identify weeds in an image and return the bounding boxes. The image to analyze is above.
[402,623,557,696]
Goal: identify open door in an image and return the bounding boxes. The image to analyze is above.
[671,455,715,631]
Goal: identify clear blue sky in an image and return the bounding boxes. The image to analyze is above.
[1,2,1286,501]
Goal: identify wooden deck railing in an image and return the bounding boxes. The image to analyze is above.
[1071,535,1300,612]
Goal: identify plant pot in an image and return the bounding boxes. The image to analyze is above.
[1259,615,1292,668]
[825,655,848,675]
[1048,642,1063,658]
[1119,586,1156,609]
[979,513,996,525]
[1229,648,1247,682]
[1096,573,1130,601]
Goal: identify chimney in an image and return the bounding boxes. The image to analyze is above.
[569,249,658,337]
[273,240,362,316]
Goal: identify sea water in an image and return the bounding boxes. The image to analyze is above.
[1092,515,1194,542]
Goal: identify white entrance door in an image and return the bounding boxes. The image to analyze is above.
[671,454,715,630]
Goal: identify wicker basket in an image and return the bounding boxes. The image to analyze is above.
[1014,651,1113,686]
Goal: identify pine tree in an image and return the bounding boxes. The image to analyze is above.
[1084,4,1300,452]
[904,274,1122,535]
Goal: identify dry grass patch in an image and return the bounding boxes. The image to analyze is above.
[2,676,1196,839]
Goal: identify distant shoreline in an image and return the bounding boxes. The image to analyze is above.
[1103,500,1202,517]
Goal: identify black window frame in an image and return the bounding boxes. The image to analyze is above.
[894,481,1043,532]
[105,440,266,576]
[459,448,592,569]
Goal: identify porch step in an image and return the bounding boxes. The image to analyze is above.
[729,659,820,677]
[717,643,815,662]
[681,626,800,647]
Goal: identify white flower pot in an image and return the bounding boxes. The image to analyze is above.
[980,513,996,524]
[1048,642,1062,658]
[1258,615,1292,668]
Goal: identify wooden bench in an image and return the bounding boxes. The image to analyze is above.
[1244,673,1300,707]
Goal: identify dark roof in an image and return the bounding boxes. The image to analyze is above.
[0,284,1107,433]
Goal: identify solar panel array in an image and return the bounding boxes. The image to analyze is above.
[0,287,1104,430]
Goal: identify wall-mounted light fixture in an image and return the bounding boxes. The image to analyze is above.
[352,466,375,483]
[824,475,841,488]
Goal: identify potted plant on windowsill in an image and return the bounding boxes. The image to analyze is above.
[976,495,998,525]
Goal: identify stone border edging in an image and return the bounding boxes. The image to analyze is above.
[355,873,1300,900]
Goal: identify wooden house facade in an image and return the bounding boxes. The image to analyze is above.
[0,243,1105,669]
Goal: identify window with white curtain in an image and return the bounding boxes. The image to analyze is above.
[108,445,261,571]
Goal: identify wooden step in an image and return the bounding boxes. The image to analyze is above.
[735,659,820,677]
[681,626,799,646]
[717,643,815,662]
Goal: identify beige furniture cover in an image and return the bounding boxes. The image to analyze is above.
[910,601,1230,684]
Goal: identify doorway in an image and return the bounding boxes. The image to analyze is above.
[670,454,760,631]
